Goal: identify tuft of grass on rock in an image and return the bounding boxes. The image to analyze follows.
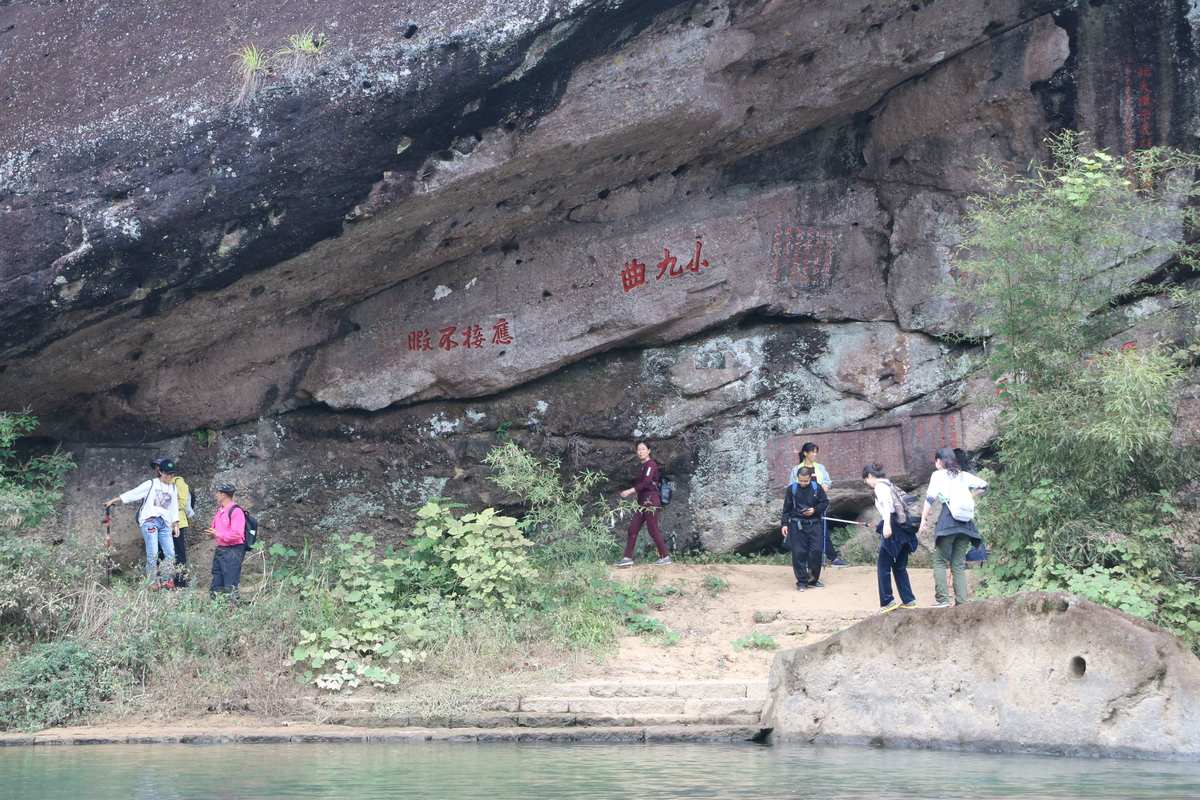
[230,44,270,108]
[732,631,778,651]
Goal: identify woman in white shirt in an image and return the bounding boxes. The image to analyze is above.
[863,463,918,613]
[104,458,180,588]
[920,448,987,608]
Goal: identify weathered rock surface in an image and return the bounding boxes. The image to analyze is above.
[761,592,1200,760]
[3,0,1199,553]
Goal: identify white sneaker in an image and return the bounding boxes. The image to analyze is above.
[931,602,951,608]
[613,558,635,568]
[653,556,672,566]
[879,601,902,614]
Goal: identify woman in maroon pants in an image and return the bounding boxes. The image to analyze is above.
[614,441,672,567]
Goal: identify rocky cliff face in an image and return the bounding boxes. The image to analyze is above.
[2,0,1197,553]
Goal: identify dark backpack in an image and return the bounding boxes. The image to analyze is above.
[658,476,674,506]
[228,505,259,551]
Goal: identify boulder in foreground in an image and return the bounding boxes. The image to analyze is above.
[761,592,1200,760]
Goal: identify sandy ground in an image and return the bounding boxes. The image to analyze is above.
[584,563,955,681]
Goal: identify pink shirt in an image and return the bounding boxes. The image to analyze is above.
[211,503,246,547]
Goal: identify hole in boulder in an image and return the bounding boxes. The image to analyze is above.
[436,149,455,161]
[250,285,266,297]
[351,322,362,333]
[403,24,419,39]
[542,289,552,299]
[1070,656,1087,677]
[0,365,6,374]
[361,80,373,90]
[702,19,714,28]
[745,105,756,117]
[597,189,610,200]
[127,350,143,362]
[500,240,520,254]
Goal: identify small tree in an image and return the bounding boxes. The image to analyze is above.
[954,133,1200,651]
[955,131,1198,388]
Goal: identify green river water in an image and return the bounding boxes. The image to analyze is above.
[3,741,1199,799]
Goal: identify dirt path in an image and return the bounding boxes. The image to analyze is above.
[585,563,947,681]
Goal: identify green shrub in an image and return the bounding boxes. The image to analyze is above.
[732,631,778,651]
[0,411,73,533]
[702,574,730,596]
[0,640,116,731]
[955,133,1200,652]
[407,502,538,609]
[483,441,628,565]
[0,537,97,641]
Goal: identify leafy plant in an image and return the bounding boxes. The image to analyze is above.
[483,441,631,565]
[732,631,778,651]
[191,428,218,448]
[407,502,538,609]
[702,574,730,596]
[230,44,270,108]
[290,532,431,691]
[0,411,74,532]
[0,640,117,731]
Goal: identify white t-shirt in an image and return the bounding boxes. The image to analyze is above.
[926,469,987,507]
[873,481,896,520]
[120,478,180,525]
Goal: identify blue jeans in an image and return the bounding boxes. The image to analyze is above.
[140,516,175,581]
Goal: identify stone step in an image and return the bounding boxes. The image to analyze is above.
[514,696,764,716]
[0,724,765,747]
[541,681,768,700]
[325,712,764,729]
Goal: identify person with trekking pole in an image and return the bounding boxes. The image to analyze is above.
[863,463,919,613]
[154,457,194,588]
[920,447,987,608]
[206,482,247,598]
[614,441,672,567]
[781,466,828,590]
[104,458,181,588]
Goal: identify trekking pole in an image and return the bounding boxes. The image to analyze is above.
[102,505,113,550]
[822,515,869,527]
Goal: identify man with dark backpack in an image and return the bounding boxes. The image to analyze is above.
[206,483,249,598]
[780,467,829,590]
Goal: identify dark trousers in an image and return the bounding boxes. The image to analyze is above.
[822,520,841,561]
[624,507,669,558]
[788,519,822,585]
[158,528,189,587]
[877,540,916,607]
[211,545,246,596]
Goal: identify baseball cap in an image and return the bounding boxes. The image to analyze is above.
[151,457,178,474]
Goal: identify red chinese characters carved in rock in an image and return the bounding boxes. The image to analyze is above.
[1123,62,1155,152]
[620,239,711,292]
[620,259,647,292]
[406,319,516,354]
[492,318,514,345]
[407,329,433,352]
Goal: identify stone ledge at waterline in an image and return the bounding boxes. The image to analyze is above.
[760,592,1200,761]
